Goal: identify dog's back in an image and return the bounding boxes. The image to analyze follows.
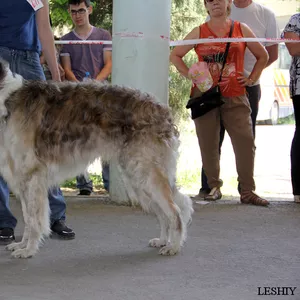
[6,80,178,163]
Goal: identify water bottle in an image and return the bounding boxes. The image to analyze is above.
[83,71,91,82]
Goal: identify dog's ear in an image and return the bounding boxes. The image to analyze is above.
[0,59,8,83]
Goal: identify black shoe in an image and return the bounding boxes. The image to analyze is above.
[78,190,91,196]
[0,227,15,244]
[51,220,75,240]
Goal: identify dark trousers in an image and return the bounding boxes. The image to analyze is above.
[201,85,261,192]
[291,95,300,195]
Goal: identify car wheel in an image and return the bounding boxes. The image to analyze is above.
[265,101,279,125]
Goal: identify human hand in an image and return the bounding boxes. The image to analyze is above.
[58,64,65,81]
[237,72,254,86]
[95,75,106,82]
[52,74,61,82]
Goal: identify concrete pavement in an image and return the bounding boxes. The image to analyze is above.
[0,196,299,300]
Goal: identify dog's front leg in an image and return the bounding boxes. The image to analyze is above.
[6,226,29,252]
[10,177,50,258]
[6,197,30,252]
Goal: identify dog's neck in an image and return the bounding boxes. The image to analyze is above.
[0,70,23,119]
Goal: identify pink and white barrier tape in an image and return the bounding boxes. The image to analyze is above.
[54,36,300,46]
[55,40,112,45]
[170,37,300,46]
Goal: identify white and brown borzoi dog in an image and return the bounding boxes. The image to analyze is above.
[0,60,193,258]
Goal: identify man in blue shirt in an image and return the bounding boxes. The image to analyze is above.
[0,0,75,242]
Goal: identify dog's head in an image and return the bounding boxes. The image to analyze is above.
[0,58,23,92]
[0,59,23,119]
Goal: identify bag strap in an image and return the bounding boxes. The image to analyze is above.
[218,20,234,83]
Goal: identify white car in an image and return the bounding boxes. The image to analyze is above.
[257,44,293,125]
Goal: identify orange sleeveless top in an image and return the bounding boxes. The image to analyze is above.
[194,21,246,97]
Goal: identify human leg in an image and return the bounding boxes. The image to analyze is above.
[49,187,75,239]
[0,177,16,243]
[76,172,93,195]
[235,85,261,193]
[0,48,21,243]
[291,95,300,201]
[102,163,110,192]
[199,122,225,197]
[246,84,261,137]
[194,108,223,200]
[221,95,268,206]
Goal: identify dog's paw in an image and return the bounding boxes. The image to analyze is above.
[159,245,179,256]
[149,238,167,248]
[11,248,34,259]
[6,242,26,252]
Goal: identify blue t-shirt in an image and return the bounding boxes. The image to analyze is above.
[0,0,41,53]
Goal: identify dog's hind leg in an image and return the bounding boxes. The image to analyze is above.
[147,167,183,255]
[117,164,170,249]
[10,175,50,258]
[124,163,183,255]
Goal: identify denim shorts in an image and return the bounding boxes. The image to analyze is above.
[0,46,45,80]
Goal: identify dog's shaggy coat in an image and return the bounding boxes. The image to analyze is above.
[0,60,193,258]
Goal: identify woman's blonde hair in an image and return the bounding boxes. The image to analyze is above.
[204,0,231,16]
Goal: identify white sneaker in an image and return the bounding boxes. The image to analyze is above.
[294,195,300,203]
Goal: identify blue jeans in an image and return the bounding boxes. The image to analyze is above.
[76,163,110,192]
[102,163,110,192]
[0,47,66,228]
[76,173,93,193]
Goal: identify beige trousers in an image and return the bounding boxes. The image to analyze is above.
[193,95,255,192]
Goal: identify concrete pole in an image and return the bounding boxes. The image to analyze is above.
[109,0,172,204]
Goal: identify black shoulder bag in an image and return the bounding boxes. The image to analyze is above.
[186,20,234,119]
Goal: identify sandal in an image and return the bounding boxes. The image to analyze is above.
[240,191,269,206]
[192,188,211,200]
[205,187,222,201]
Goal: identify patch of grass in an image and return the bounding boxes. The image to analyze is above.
[177,169,201,190]
[177,168,239,195]
[278,114,295,125]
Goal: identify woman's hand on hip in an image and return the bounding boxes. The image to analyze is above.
[237,72,254,86]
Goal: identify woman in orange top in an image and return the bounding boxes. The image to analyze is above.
[170,0,269,205]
